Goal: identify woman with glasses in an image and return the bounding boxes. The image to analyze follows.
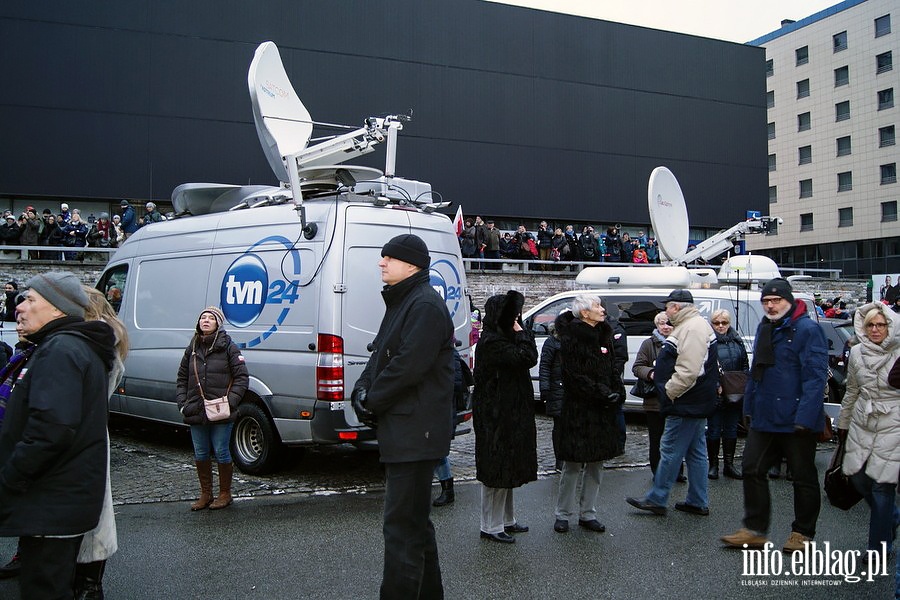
[838,302,900,552]
[632,312,674,476]
[708,309,749,480]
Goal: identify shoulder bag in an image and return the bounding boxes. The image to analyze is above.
[630,378,657,399]
[719,370,747,403]
[823,436,862,510]
[193,352,233,422]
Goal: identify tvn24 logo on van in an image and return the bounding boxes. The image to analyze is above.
[219,236,463,348]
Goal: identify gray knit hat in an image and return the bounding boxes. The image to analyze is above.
[761,278,794,303]
[196,306,226,333]
[26,272,88,318]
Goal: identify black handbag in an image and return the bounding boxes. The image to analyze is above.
[823,437,863,511]
[629,378,657,399]
[719,370,747,403]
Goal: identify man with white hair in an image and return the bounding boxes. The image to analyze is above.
[144,202,164,224]
[626,289,718,516]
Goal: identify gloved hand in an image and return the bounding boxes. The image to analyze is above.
[351,387,377,428]
[540,391,551,406]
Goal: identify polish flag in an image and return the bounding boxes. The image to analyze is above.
[453,205,464,237]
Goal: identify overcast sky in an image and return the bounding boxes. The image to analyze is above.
[485,0,842,43]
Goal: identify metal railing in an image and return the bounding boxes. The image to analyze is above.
[0,244,115,263]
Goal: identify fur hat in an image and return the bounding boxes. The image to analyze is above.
[196,306,226,333]
[761,278,794,303]
[483,290,525,335]
[380,234,430,270]
[26,271,88,318]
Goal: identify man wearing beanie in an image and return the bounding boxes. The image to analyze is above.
[0,271,117,598]
[352,233,453,598]
[722,277,828,553]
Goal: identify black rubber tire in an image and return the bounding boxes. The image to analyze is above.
[231,403,282,475]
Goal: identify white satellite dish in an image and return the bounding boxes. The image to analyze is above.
[647,167,690,263]
[248,41,313,184]
[719,254,782,283]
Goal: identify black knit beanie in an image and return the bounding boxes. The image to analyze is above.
[381,234,430,270]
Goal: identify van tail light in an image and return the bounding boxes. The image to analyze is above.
[316,333,344,401]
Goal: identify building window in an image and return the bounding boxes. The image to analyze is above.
[836,100,850,121]
[836,135,852,156]
[880,125,896,147]
[800,213,814,231]
[838,207,853,227]
[797,112,811,132]
[883,200,898,222]
[768,154,776,172]
[766,59,774,77]
[798,145,812,165]
[796,45,809,66]
[838,171,853,192]
[879,88,894,110]
[797,79,810,99]
[799,179,813,198]
[769,185,777,203]
[767,122,776,140]
[766,90,775,109]
[878,51,893,74]
[834,65,849,87]
[876,14,892,38]
[833,30,848,52]
[882,163,897,184]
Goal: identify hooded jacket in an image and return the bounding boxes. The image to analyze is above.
[353,269,454,463]
[654,303,719,417]
[0,317,116,536]
[839,302,900,483]
[744,301,828,432]
[473,291,538,488]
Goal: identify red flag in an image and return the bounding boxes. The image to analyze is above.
[453,205,464,236]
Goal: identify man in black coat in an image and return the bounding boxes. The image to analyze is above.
[0,272,116,599]
[352,234,454,599]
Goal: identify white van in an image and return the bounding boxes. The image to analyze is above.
[96,42,471,474]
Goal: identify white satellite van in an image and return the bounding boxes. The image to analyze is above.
[98,42,471,474]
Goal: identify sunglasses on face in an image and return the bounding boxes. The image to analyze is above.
[711,321,730,326]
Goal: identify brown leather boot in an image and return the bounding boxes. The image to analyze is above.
[209,462,234,510]
[190,460,213,511]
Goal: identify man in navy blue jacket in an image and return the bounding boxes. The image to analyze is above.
[721,278,828,553]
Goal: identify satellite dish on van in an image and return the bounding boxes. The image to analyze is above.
[248,41,313,184]
[718,254,782,284]
[647,167,690,263]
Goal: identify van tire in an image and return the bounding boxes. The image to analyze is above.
[231,403,282,475]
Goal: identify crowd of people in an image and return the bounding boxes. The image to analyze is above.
[0,200,168,260]
[458,217,663,268]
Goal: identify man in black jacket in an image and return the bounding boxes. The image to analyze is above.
[352,234,454,599]
[0,272,116,599]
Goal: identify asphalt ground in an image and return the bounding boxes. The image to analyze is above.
[0,414,894,599]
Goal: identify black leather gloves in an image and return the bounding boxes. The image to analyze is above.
[351,387,377,428]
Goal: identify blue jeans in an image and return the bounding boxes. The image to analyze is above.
[644,416,708,508]
[707,401,741,440]
[850,468,899,551]
[434,456,452,481]
[190,422,234,462]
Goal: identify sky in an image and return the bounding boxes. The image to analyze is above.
[485,0,843,43]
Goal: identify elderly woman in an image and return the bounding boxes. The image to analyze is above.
[838,302,900,551]
[552,294,623,534]
[632,312,674,476]
[473,290,538,543]
[708,309,749,480]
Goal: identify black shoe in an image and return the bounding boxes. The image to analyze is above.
[0,553,20,579]
[626,497,667,516]
[480,531,515,543]
[504,523,529,534]
[768,465,781,479]
[708,465,719,480]
[676,474,687,483]
[578,519,606,532]
[674,502,710,516]
[554,519,569,533]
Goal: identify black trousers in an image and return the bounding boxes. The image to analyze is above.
[381,460,443,600]
[741,429,820,537]
[645,411,665,475]
[18,534,83,600]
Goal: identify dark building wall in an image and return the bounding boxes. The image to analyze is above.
[0,0,767,228]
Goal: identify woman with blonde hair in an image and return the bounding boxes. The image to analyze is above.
[708,309,749,480]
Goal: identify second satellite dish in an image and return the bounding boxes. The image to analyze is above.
[647,167,690,263]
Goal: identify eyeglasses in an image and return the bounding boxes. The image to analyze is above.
[658,321,673,327]
[866,322,887,330]
[711,321,730,326]
[761,298,786,306]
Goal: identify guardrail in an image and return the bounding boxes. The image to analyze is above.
[463,257,842,279]
[0,244,115,263]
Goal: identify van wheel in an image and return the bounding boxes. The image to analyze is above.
[231,403,281,475]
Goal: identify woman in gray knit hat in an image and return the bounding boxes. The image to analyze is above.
[176,307,249,510]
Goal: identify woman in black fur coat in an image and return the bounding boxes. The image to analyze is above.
[552,294,624,534]
[473,290,538,543]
